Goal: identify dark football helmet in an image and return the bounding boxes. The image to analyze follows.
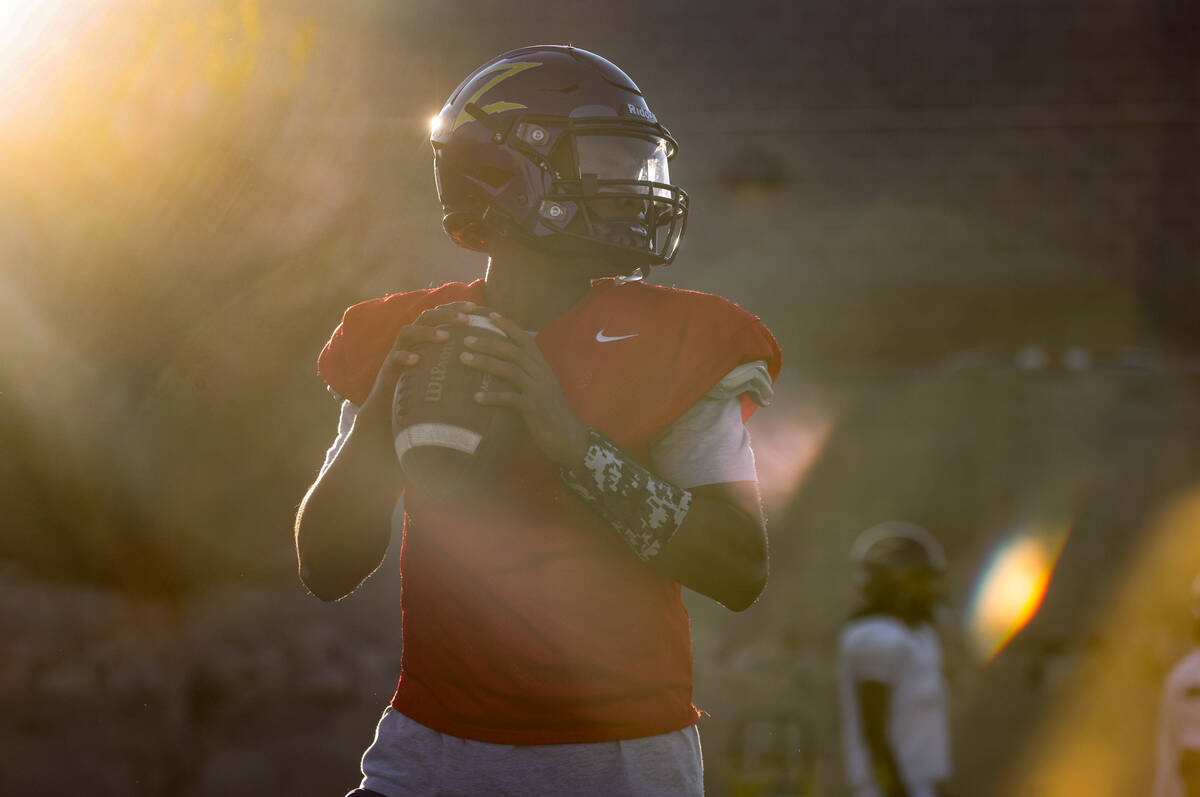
[430,45,688,268]
[851,521,947,614]
[851,521,947,577]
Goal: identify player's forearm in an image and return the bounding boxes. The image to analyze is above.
[655,484,767,611]
[560,428,767,611]
[859,681,910,797]
[295,424,402,601]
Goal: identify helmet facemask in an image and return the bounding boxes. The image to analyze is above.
[524,117,687,266]
[448,112,687,268]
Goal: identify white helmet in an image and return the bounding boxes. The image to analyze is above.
[851,520,946,586]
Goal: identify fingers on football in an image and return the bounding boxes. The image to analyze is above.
[462,335,537,376]
[373,346,417,380]
[460,350,528,389]
[486,312,541,355]
[473,390,526,410]
[392,325,450,354]
[435,300,478,315]
[387,350,419,367]
[414,302,475,328]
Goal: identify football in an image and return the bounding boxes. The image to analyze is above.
[391,312,524,502]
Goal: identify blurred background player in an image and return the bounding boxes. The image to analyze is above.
[1154,573,1200,797]
[837,521,952,797]
[293,45,781,796]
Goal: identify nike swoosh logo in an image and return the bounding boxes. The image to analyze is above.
[595,330,639,343]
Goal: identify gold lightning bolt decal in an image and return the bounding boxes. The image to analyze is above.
[451,61,543,132]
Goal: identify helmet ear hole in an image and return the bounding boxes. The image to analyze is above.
[443,212,490,252]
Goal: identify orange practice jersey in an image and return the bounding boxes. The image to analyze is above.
[318,278,781,744]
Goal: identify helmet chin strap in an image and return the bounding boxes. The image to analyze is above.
[486,209,650,284]
[494,207,655,282]
[615,267,647,285]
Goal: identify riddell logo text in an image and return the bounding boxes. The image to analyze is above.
[623,103,656,123]
[424,342,453,402]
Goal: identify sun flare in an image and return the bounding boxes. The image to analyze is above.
[967,521,1070,663]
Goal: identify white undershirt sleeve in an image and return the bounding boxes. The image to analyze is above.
[649,360,773,489]
[321,399,406,531]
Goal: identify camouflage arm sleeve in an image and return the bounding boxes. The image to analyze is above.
[559,427,693,561]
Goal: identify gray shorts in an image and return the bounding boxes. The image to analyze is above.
[360,708,704,797]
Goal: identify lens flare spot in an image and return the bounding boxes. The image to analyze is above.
[746,397,835,507]
[967,522,1070,663]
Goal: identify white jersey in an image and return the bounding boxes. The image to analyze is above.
[837,615,950,797]
[1155,647,1200,797]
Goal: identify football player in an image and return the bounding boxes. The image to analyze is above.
[837,522,952,797]
[294,45,782,796]
[1154,573,1200,797]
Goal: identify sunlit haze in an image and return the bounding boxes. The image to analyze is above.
[1003,487,1200,796]
[0,0,81,125]
[0,2,1194,794]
